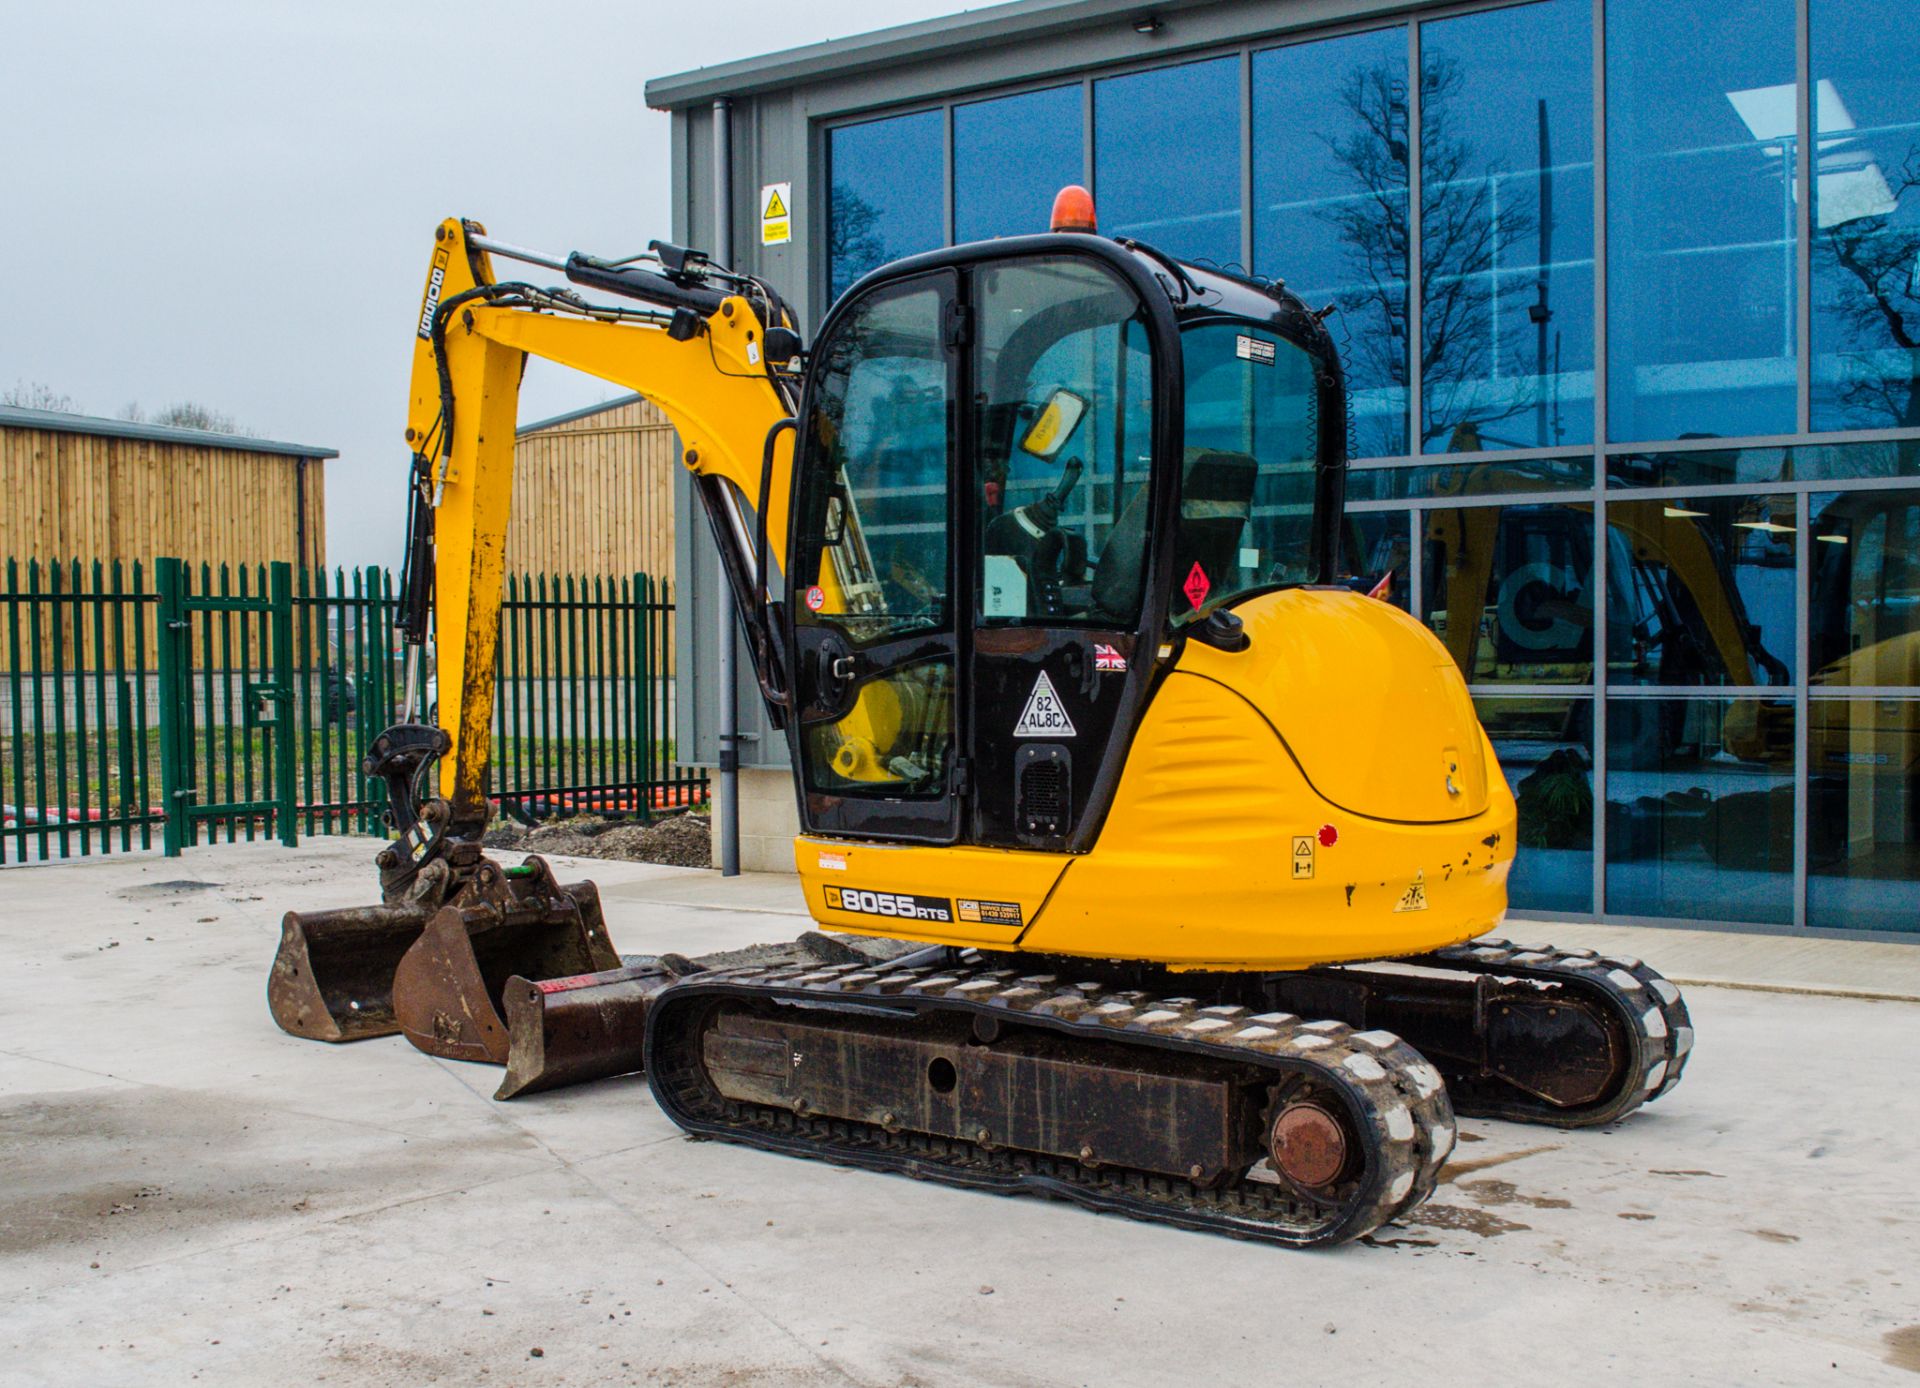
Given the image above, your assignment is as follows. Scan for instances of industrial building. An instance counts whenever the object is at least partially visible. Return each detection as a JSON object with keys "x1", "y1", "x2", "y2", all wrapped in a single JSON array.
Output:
[
  {"x1": 647, "y1": 0, "x2": 1920, "y2": 936},
  {"x1": 0, "y1": 404, "x2": 332, "y2": 572}
]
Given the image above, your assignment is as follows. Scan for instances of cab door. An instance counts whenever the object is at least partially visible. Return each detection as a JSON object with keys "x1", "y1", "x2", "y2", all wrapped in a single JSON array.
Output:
[
  {"x1": 966, "y1": 256, "x2": 1159, "y2": 850},
  {"x1": 787, "y1": 271, "x2": 964, "y2": 843},
  {"x1": 787, "y1": 254, "x2": 1167, "y2": 853}
]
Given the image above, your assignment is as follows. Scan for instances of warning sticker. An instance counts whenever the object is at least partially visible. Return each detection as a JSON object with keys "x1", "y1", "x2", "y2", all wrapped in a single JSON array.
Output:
[
  {"x1": 1183, "y1": 562, "x2": 1212, "y2": 609},
  {"x1": 957, "y1": 898, "x2": 1024, "y2": 927},
  {"x1": 1292, "y1": 835, "x2": 1315, "y2": 880},
  {"x1": 1235, "y1": 334, "x2": 1277, "y2": 366},
  {"x1": 760, "y1": 182, "x2": 792, "y2": 245},
  {"x1": 1014, "y1": 670, "x2": 1076, "y2": 737},
  {"x1": 1393, "y1": 874, "x2": 1429, "y2": 912},
  {"x1": 816, "y1": 851, "x2": 847, "y2": 872},
  {"x1": 804, "y1": 585, "x2": 825, "y2": 611}
]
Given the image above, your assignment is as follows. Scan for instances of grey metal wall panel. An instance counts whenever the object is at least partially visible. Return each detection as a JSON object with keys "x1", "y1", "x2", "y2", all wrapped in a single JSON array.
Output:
[{"x1": 651, "y1": 0, "x2": 1429, "y2": 117}]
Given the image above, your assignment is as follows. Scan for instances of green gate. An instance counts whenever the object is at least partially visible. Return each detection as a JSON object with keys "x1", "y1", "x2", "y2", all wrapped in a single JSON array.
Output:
[
  {"x1": 4, "y1": 557, "x2": 701, "y2": 863},
  {"x1": 155, "y1": 558, "x2": 297, "y2": 852}
]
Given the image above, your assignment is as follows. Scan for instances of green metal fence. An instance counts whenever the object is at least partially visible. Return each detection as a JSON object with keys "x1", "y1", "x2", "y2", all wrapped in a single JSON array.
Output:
[{"x1": 2, "y1": 557, "x2": 702, "y2": 863}]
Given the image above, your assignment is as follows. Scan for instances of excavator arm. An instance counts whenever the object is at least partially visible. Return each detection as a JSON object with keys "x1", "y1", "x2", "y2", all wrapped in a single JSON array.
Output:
[
  {"x1": 270, "y1": 218, "x2": 808, "y2": 1060},
  {"x1": 399, "y1": 218, "x2": 800, "y2": 829}
]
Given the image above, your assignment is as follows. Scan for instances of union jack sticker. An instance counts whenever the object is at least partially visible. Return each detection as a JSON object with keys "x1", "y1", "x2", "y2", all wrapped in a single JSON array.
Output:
[{"x1": 1093, "y1": 642, "x2": 1127, "y2": 672}]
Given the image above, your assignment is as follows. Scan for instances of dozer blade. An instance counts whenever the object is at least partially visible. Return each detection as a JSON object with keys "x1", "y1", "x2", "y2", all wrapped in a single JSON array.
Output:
[
  {"x1": 268, "y1": 903, "x2": 430, "y2": 1042},
  {"x1": 392, "y1": 861, "x2": 619, "y2": 1064},
  {"x1": 493, "y1": 960, "x2": 686, "y2": 1100}
]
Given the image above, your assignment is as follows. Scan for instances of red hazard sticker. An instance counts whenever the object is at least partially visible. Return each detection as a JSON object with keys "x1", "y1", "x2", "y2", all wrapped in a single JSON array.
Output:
[
  {"x1": 805, "y1": 585, "x2": 825, "y2": 611},
  {"x1": 1183, "y1": 562, "x2": 1211, "y2": 609},
  {"x1": 536, "y1": 974, "x2": 598, "y2": 994}
]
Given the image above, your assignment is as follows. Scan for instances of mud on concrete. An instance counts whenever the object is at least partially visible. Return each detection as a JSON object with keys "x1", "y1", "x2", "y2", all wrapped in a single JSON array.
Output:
[{"x1": 484, "y1": 812, "x2": 712, "y2": 869}]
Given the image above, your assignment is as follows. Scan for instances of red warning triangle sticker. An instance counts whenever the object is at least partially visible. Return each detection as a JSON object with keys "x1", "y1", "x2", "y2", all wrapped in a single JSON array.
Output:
[{"x1": 1183, "y1": 562, "x2": 1211, "y2": 608}]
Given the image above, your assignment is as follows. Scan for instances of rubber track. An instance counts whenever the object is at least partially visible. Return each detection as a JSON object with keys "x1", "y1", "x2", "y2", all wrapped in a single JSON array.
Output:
[
  {"x1": 1406, "y1": 937, "x2": 1694, "y2": 1127},
  {"x1": 646, "y1": 957, "x2": 1458, "y2": 1248}
]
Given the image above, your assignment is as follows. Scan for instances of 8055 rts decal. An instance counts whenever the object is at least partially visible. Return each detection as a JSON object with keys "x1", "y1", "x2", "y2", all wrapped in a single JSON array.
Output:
[{"x1": 822, "y1": 886, "x2": 954, "y2": 923}]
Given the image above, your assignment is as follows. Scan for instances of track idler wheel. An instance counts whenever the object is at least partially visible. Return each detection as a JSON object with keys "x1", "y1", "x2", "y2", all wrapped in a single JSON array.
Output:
[
  {"x1": 392, "y1": 856, "x2": 619, "y2": 1064},
  {"x1": 1267, "y1": 1083, "x2": 1362, "y2": 1205}
]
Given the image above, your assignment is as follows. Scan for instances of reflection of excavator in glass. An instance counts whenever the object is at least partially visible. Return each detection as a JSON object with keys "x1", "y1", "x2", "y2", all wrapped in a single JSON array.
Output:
[
  {"x1": 268, "y1": 193, "x2": 1691, "y2": 1247},
  {"x1": 1428, "y1": 479, "x2": 1920, "y2": 774}
]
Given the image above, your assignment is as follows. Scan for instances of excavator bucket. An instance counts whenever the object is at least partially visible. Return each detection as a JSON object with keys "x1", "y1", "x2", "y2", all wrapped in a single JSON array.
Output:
[
  {"x1": 392, "y1": 857, "x2": 620, "y2": 1064},
  {"x1": 268, "y1": 903, "x2": 429, "y2": 1042},
  {"x1": 493, "y1": 960, "x2": 686, "y2": 1100}
]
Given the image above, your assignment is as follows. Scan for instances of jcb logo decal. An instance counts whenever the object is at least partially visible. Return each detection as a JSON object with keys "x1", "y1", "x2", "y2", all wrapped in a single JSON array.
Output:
[{"x1": 823, "y1": 885, "x2": 953, "y2": 922}]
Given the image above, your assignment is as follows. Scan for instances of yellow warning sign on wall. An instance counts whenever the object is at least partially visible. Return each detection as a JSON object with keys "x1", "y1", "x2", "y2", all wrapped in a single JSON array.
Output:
[
  {"x1": 760, "y1": 182, "x2": 791, "y2": 246},
  {"x1": 1291, "y1": 835, "x2": 1314, "y2": 880}
]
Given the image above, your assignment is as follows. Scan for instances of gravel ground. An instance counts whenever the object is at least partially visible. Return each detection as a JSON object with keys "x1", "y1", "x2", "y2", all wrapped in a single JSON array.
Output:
[{"x1": 483, "y1": 811, "x2": 712, "y2": 868}]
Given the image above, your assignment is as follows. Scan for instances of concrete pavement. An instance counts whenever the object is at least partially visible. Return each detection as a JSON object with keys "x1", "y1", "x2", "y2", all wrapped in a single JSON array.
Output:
[{"x1": 3, "y1": 836, "x2": 1918, "y2": 1386}]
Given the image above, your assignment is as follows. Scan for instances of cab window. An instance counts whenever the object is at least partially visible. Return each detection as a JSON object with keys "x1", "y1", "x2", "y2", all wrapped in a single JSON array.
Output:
[
  {"x1": 1175, "y1": 322, "x2": 1322, "y2": 619},
  {"x1": 972, "y1": 258, "x2": 1154, "y2": 626}
]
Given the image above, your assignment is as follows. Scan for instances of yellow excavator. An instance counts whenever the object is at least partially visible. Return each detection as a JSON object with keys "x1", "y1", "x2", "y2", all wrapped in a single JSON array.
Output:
[{"x1": 268, "y1": 192, "x2": 1691, "y2": 1247}]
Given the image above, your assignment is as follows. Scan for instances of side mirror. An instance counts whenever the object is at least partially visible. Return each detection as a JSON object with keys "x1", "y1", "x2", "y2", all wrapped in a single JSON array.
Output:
[{"x1": 1018, "y1": 388, "x2": 1089, "y2": 460}]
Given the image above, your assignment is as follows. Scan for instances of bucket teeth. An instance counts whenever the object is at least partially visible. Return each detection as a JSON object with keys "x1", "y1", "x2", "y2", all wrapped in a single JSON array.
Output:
[{"x1": 268, "y1": 904, "x2": 430, "y2": 1042}]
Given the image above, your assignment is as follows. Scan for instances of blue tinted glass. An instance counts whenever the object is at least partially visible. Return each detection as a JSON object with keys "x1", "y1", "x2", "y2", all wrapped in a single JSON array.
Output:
[
  {"x1": 1345, "y1": 509, "x2": 1412, "y2": 611},
  {"x1": 1094, "y1": 58, "x2": 1241, "y2": 267},
  {"x1": 955, "y1": 86, "x2": 1084, "y2": 243},
  {"x1": 1811, "y1": 0, "x2": 1920, "y2": 431},
  {"x1": 1606, "y1": 496, "x2": 1798, "y2": 685},
  {"x1": 1254, "y1": 28, "x2": 1409, "y2": 459},
  {"x1": 1809, "y1": 488, "x2": 1920, "y2": 685},
  {"x1": 1808, "y1": 698, "x2": 1920, "y2": 931},
  {"x1": 1423, "y1": 502, "x2": 1596, "y2": 684},
  {"x1": 1478, "y1": 696, "x2": 1594, "y2": 913},
  {"x1": 1605, "y1": 697, "x2": 1795, "y2": 923},
  {"x1": 1421, "y1": 0, "x2": 1594, "y2": 453},
  {"x1": 1606, "y1": 0, "x2": 1797, "y2": 442},
  {"x1": 828, "y1": 111, "x2": 945, "y2": 302}
]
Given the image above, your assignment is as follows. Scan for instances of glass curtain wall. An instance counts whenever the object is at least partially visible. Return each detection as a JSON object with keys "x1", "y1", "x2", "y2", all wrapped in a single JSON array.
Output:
[
  {"x1": 818, "y1": 0, "x2": 1920, "y2": 933},
  {"x1": 1092, "y1": 57, "x2": 1242, "y2": 265},
  {"x1": 954, "y1": 86, "x2": 1084, "y2": 244},
  {"x1": 1419, "y1": 0, "x2": 1594, "y2": 453},
  {"x1": 1252, "y1": 27, "x2": 1410, "y2": 459},
  {"x1": 827, "y1": 111, "x2": 945, "y2": 302},
  {"x1": 1809, "y1": 0, "x2": 1920, "y2": 431},
  {"x1": 1605, "y1": 0, "x2": 1798, "y2": 442}
]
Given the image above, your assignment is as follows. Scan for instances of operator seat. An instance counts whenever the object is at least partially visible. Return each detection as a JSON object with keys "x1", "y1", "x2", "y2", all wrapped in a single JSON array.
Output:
[{"x1": 1092, "y1": 449, "x2": 1258, "y2": 620}]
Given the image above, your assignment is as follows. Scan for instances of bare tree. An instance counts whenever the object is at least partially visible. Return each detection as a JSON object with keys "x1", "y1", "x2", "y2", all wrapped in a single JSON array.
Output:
[
  {"x1": 2, "y1": 380, "x2": 80, "y2": 413},
  {"x1": 1815, "y1": 149, "x2": 1920, "y2": 431},
  {"x1": 829, "y1": 185, "x2": 888, "y2": 295},
  {"x1": 118, "y1": 400, "x2": 255, "y2": 435},
  {"x1": 1319, "y1": 56, "x2": 1542, "y2": 452}
]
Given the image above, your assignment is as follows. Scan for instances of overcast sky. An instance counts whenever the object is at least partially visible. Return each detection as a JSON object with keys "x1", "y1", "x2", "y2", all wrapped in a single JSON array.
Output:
[{"x1": 0, "y1": 0, "x2": 978, "y2": 570}]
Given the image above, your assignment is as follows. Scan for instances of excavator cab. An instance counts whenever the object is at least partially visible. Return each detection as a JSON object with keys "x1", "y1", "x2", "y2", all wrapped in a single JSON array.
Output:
[{"x1": 784, "y1": 237, "x2": 1346, "y2": 853}]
